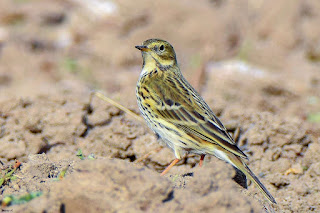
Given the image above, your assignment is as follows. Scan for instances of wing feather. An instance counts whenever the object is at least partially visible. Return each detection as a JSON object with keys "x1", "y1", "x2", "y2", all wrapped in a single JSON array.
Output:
[{"x1": 144, "y1": 69, "x2": 248, "y2": 159}]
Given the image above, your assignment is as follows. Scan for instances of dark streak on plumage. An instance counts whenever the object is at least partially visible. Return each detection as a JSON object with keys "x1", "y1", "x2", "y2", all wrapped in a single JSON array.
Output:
[
  {"x1": 186, "y1": 139, "x2": 199, "y2": 147},
  {"x1": 156, "y1": 109, "x2": 167, "y2": 118},
  {"x1": 139, "y1": 91, "x2": 146, "y2": 99},
  {"x1": 149, "y1": 70, "x2": 154, "y2": 78},
  {"x1": 174, "y1": 110, "x2": 188, "y2": 121},
  {"x1": 176, "y1": 79, "x2": 190, "y2": 96},
  {"x1": 179, "y1": 140, "x2": 187, "y2": 146},
  {"x1": 157, "y1": 62, "x2": 172, "y2": 71},
  {"x1": 167, "y1": 77, "x2": 177, "y2": 89},
  {"x1": 179, "y1": 107, "x2": 197, "y2": 123},
  {"x1": 199, "y1": 124, "x2": 246, "y2": 157},
  {"x1": 143, "y1": 86, "x2": 150, "y2": 93},
  {"x1": 163, "y1": 126, "x2": 182, "y2": 137},
  {"x1": 191, "y1": 110, "x2": 205, "y2": 120},
  {"x1": 185, "y1": 134, "x2": 201, "y2": 147},
  {"x1": 213, "y1": 116, "x2": 225, "y2": 128},
  {"x1": 167, "y1": 109, "x2": 181, "y2": 121}
]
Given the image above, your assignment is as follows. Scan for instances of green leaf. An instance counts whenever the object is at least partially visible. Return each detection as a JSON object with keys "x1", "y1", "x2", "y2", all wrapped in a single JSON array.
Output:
[{"x1": 76, "y1": 149, "x2": 85, "y2": 160}]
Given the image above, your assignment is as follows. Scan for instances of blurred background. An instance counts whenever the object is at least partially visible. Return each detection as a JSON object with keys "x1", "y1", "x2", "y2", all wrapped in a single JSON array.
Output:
[
  {"x1": 1, "y1": 0, "x2": 320, "y2": 122},
  {"x1": 0, "y1": 0, "x2": 319, "y2": 119},
  {"x1": 0, "y1": 0, "x2": 319, "y2": 99},
  {"x1": 0, "y1": 0, "x2": 320, "y2": 212}
]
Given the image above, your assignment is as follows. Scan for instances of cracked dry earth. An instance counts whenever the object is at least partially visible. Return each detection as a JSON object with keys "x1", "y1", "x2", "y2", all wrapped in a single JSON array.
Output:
[{"x1": 1, "y1": 0, "x2": 320, "y2": 212}]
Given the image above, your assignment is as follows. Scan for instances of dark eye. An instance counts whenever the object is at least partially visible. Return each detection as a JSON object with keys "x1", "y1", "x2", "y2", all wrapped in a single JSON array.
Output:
[{"x1": 159, "y1": 45, "x2": 165, "y2": 51}]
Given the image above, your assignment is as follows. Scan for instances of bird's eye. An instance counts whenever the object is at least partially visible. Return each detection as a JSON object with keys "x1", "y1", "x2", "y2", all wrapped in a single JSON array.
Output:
[{"x1": 159, "y1": 45, "x2": 165, "y2": 52}]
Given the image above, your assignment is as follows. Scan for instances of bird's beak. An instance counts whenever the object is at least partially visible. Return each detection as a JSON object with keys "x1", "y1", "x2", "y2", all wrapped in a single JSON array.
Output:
[{"x1": 135, "y1": 45, "x2": 150, "y2": 52}]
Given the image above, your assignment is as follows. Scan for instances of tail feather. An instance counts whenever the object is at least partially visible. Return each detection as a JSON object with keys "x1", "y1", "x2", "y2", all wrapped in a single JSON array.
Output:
[
  {"x1": 243, "y1": 163, "x2": 277, "y2": 204},
  {"x1": 229, "y1": 155, "x2": 277, "y2": 204}
]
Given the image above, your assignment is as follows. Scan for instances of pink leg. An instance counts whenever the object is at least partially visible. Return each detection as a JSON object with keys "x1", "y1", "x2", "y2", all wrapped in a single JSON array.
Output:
[
  {"x1": 199, "y1": 154, "x2": 205, "y2": 167},
  {"x1": 160, "y1": 159, "x2": 180, "y2": 176}
]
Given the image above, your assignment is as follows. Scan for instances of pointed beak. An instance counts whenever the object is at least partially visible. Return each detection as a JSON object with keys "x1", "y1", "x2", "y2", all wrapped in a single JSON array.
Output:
[{"x1": 135, "y1": 45, "x2": 150, "y2": 52}]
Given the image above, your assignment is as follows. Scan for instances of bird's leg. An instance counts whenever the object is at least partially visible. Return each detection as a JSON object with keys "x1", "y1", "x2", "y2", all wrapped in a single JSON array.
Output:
[
  {"x1": 199, "y1": 154, "x2": 205, "y2": 167},
  {"x1": 160, "y1": 159, "x2": 180, "y2": 176}
]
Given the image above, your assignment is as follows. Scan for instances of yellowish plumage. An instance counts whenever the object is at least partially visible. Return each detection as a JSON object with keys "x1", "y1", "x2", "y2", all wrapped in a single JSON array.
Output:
[{"x1": 135, "y1": 38, "x2": 276, "y2": 204}]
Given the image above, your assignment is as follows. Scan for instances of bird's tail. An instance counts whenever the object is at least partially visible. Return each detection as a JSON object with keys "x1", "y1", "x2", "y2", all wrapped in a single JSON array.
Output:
[{"x1": 228, "y1": 154, "x2": 277, "y2": 204}]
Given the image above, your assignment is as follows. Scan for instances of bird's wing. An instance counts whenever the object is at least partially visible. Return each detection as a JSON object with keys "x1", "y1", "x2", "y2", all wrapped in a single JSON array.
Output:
[{"x1": 143, "y1": 72, "x2": 247, "y2": 159}]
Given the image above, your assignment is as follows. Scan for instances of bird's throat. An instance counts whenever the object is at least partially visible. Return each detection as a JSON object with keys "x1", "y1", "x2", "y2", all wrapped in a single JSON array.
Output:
[{"x1": 142, "y1": 53, "x2": 174, "y2": 73}]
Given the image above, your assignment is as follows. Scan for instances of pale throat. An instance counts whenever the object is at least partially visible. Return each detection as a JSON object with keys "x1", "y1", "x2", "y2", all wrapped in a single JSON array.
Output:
[
  {"x1": 140, "y1": 53, "x2": 174, "y2": 76},
  {"x1": 140, "y1": 54, "x2": 157, "y2": 76}
]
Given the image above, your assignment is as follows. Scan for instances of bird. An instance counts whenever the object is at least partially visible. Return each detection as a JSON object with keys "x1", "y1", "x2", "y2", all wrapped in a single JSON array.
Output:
[{"x1": 135, "y1": 38, "x2": 276, "y2": 204}]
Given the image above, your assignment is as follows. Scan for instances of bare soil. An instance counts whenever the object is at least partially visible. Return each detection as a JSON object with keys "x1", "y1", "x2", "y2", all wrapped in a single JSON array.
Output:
[{"x1": 0, "y1": 0, "x2": 320, "y2": 212}]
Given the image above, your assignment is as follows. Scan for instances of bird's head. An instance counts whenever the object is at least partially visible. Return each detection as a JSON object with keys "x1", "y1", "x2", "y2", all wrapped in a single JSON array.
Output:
[{"x1": 135, "y1": 39, "x2": 177, "y2": 70}]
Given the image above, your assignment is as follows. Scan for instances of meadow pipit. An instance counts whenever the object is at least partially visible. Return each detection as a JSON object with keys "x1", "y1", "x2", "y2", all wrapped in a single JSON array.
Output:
[{"x1": 135, "y1": 39, "x2": 276, "y2": 204}]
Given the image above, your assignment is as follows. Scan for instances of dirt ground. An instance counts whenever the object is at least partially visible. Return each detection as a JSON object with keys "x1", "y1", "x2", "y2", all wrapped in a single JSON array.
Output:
[{"x1": 0, "y1": 0, "x2": 320, "y2": 212}]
